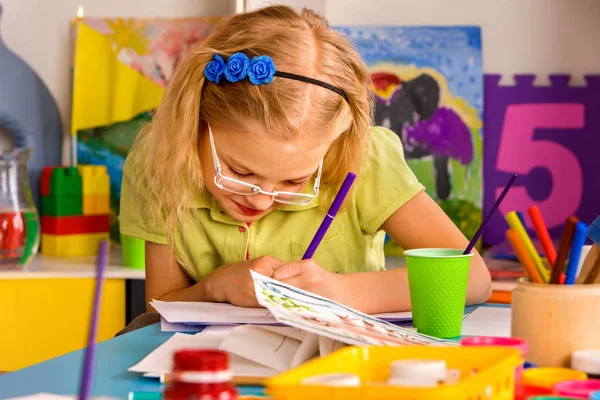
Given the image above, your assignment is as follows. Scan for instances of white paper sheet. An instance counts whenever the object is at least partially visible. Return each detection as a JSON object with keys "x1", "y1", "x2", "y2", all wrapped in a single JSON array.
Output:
[
  {"x1": 219, "y1": 325, "x2": 306, "y2": 371},
  {"x1": 129, "y1": 326, "x2": 278, "y2": 378},
  {"x1": 461, "y1": 307, "x2": 512, "y2": 337},
  {"x1": 290, "y1": 333, "x2": 319, "y2": 368},
  {"x1": 250, "y1": 270, "x2": 458, "y2": 347},
  {"x1": 129, "y1": 332, "x2": 219, "y2": 374},
  {"x1": 318, "y1": 336, "x2": 348, "y2": 357},
  {"x1": 151, "y1": 300, "x2": 280, "y2": 325}
]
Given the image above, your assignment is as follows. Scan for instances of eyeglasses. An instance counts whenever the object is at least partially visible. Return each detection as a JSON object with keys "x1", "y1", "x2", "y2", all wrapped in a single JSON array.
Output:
[{"x1": 208, "y1": 123, "x2": 322, "y2": 205}]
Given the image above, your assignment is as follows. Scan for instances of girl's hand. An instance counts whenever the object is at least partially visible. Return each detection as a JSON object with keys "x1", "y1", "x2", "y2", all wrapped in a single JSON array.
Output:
[
  {"x1": 272, "y1": 260, "x2": 348, "y2": 304},
  {"x1": 206, "y1": 256, "x2": 285, "y2": 307}
]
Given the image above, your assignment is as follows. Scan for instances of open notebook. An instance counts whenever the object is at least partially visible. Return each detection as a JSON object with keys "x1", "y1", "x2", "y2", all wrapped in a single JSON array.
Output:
[{"x1": 130, "y1": 271, "x2": 458, "y2": 380}]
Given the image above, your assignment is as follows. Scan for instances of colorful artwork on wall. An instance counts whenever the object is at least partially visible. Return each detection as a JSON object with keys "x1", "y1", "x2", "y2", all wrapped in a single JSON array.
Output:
[
  {"x1": 334, "y1": 26, "x2": 484, "y2": 253},
  {"x1": 72, "y1": 17, "x2": 220, "y2": 241}
]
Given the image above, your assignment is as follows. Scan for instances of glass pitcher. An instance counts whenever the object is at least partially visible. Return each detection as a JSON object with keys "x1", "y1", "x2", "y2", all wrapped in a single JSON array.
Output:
[{"x1": 0, "y1": 148, "x2": 39, "y2": 267}]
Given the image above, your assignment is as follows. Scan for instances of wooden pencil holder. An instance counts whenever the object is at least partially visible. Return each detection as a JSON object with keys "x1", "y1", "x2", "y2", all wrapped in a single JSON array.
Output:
[{"x1": 512, "y1": 278, "x2": 600, "y2": 367}]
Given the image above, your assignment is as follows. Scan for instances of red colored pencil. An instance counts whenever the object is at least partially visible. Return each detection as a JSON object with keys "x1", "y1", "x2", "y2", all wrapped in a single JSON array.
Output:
[
  {"x1": 550, "y1": 216, "x2": 579, "y2": 284},
  {"x1": 528, "y1": 205, "x2": 557, "y2": 266}
]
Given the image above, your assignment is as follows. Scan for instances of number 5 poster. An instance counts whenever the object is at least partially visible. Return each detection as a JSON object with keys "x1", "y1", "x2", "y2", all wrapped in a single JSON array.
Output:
[{"x1": 483, "y1": 74, "x2": 600, "y2": 246}]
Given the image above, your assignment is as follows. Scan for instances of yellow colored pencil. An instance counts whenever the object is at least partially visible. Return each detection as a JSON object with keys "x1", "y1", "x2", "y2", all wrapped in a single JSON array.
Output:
[
  {"x1": 506, "y1": 229, "x2": 544, "y2": 284},
  {"x1": 505, "y1": 211, "x2": 550, "y2": 283}
]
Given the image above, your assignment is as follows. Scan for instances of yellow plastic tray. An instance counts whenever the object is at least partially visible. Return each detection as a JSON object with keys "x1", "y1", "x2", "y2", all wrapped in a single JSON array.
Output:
[{"x1": 265, "y1": 346, "x2": 522, "y2": 400}]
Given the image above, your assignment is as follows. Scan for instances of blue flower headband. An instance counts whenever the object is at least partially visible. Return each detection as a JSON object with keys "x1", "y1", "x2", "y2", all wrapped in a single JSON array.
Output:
[{"x1": 204, "y1": 52, "x2": 350, "y2": 104}]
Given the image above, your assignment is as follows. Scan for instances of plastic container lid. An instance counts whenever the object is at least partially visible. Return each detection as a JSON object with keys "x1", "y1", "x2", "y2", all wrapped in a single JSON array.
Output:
[
  {"x1": 460, "y1": 336, "x2": 529, "y2": 356},
  {"x1": 513, "y1": 382, "x2": 553, "y2": 400},
  {"x1": 173, "y1": 349, "x2": 229, "y2": 372},
  {"x1": 387, "y1": 376, "x2": 439, "y2": 387},
  {"x1": 553, "y1": 379, "x2": 600, "y2": 398},
  {"x1": 521, "y1": 367, "x2": 588, "y2": 389},
  {"x1": 300, "y1": 373, "x2": 361, "y2": 387},
  {"x1": 389, "y1": 359, "x2": 447, "y2": 381},
  {"x1": 571, "y1": 349, "x2": 600, "y2": 375}
]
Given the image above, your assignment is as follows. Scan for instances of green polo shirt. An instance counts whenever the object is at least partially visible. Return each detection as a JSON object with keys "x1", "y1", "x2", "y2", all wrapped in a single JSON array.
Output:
[{"x1": 120, "y1": 126, "x2": 424, "y2": 281}]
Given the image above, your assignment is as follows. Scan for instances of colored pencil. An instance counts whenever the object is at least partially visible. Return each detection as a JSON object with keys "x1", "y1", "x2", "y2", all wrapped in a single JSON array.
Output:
[
  {"x1": 550, "y1": 216, "x2": 579, "y2": 284},
  {"x1": 79, "y1": 240, "x2": 109, "y2": 400},
  {"x1": 516, "y1": 211, "x2": 526, "y2": 228},
  {"x1": 528, "y1": 205, "x2": 557, "y2": 266},
  {"x1": 583, "y1": 251, "x2": 600, "y2": 284},
  {"x1": 463, "y1": 173, "x2": 517, "y2": 255},
  {"x1": 564, "y1": 222, "x2": 588, "y2": 284},
  {"x1": 488, "y1": 290, "x2": 512, "y2": 304},
  {"x1": 506, "y1": 229, "x2": 544, "y2": 284},
  {"x1": 303, "y1": 172, "x2": 356, "y2": 260},
  {"x1": 505, "y1": 211, "x2": 549, "y2": 283}
]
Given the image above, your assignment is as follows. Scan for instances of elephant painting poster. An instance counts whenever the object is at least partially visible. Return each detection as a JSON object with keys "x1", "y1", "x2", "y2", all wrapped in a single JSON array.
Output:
[{"x1": 334, "y1": 26, "x2": 484, "y2": 252}]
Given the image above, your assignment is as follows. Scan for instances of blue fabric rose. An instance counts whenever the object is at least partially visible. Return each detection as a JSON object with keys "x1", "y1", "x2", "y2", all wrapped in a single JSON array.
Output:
[
  {"x1": 248, "y1": 55, "x2": 276, "y2": 85},
  {"x1": 204, "y1": 54, "x2": 225, "y2": 84},
  {"x1": 224, "y1": 52, "x2": 249, "y2": 83}
]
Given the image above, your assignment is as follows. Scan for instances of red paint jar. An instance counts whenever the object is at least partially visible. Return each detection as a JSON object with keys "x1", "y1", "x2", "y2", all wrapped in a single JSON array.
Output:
[{"x1": 163, "y1": 349, "x2": 238, "y2": 400}]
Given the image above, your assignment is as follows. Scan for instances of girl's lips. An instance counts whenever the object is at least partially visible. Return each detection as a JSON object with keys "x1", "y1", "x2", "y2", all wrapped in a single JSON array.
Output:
[{"x1": 233, "y1": 201, "x2": 263, "y2": 216}]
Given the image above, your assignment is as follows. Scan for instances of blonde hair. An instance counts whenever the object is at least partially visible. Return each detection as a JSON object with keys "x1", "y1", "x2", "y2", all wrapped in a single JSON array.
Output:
[{"x1": 131, "y1": 5, "x2": 372, "y2": 248}]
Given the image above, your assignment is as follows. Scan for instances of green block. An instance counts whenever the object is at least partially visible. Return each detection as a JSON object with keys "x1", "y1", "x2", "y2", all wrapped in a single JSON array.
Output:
[
  {"x1": 42, "y1": 195, "x2": 83, "y2": 216},
  {"x1": 50, "y1": 167, "x2": 82, "y2": 196}
]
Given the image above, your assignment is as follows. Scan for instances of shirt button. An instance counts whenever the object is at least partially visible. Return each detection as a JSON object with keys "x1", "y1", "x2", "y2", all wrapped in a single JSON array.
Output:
[{"x1": 239, "y1": 226, "x2": 246, "y2": 233}]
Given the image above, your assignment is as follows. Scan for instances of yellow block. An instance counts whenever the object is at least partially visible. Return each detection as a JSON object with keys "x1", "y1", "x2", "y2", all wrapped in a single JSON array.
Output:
[
  {"x1": 0, "y1": 278, "x2": 125, "y2": 371},
  {"x1": 42, "y1": 233, "x2": 109, "y2": 257},
  {"x1": 78, "y1": 165, "x2": 110, "y2": 195},
  {"x1": 83, "y1": 194, "x2": 110, "y2": 215},
  {"x1": 71, "y1": 23, "x2": 164, "y2": 134}
]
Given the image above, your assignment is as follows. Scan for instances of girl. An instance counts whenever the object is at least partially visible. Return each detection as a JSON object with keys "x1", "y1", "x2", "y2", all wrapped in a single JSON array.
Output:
[{"x1": 120, "y1": 5, "x2": 491, "y2": 314}]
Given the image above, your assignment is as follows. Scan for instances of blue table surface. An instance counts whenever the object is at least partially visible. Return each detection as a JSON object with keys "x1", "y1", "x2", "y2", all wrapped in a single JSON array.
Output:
[{"x1": 0, "y1": 304, "x2": 506, "y2": 399}]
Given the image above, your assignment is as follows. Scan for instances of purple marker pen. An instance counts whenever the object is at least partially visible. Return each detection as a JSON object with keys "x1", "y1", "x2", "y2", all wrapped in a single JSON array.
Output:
[
  {"x1": 302, "y1": 172, "x2": 356, "y2": 260},
  {"x1": 79, "y1": 240, "x2": 109, "y2": 400}
]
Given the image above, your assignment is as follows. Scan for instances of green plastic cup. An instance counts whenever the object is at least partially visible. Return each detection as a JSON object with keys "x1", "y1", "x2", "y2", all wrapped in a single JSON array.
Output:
[
  {"x1": 121, "y1": 234, "x2": 145, "y2": 269},
  {"x1": 404, "y1": 248, "x2": 472, "y2": 338}
]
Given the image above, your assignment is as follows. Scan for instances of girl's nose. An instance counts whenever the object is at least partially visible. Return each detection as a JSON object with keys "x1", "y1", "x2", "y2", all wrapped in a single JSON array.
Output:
[{"x1": 245, "y1": 193, "x2": 275, "y2": 211}]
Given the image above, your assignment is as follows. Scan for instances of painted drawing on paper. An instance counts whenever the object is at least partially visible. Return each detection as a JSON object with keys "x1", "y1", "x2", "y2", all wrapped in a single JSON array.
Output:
[
  {"x1": 73, "y1": 17, "x2": 219, "y2": 241},
  {"x1": 334, "y1": 26, "x2": 483, "y2": 251}
]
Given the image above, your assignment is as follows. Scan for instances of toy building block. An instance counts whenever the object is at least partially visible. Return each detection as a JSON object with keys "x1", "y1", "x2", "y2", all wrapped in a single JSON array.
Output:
[
  {"x1": 82, "y1": 194, "x2": 110, "y2": 215},
  {"x1": 40, "y1": 166, "x2": 54, "y2": 197},
  {"x1": 78, "y1": 165, "x2": 110, "y2": 195},
  {"x1": 49, "y1": 167, "x2": 82, "y2": 196},
  {"x1": 41, "y1": 167, "x2": 83, "y2": 216},
  {"x1": 41, "y1": 215, "x2": 109, "y2": 235},
  {"x1": 41, "y1": 232, "x2": 109, "y2": 257},
  {"x1": 42, "y1": 195, "x2": 82, "y2": 216}
]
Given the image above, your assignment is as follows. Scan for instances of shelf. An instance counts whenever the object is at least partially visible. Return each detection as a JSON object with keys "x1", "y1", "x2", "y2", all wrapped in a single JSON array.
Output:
[{"x1": 0, "y1": 246, "x2": 145, "y2": 280}]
